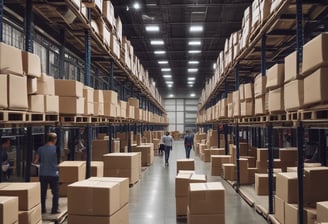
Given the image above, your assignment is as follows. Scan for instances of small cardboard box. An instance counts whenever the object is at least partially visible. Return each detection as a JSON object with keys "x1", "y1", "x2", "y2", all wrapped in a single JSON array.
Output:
[
  {"x1": 8, "y1": 74, "x2": 28, "y2": 110},
  {"x1": 27, "y1": 77, "x2": 37, "y2": 94},
  {"x1": 284, "y1": 79, "x2": 304, "y2": 111},
  {"x1": 176, "y1": 159, "x2": 195, "y2": 173},
  {"x1": 304, "y1": 67, "x2": 328, "y2": 106},
  {"x1": 55, "y1": 80, "x2": 84, "y2": 97},
  {"x1": 59, "y1": 161, "x2": 86, "y2": 183},
  {"x1": 28, "y1": 95, "x2": 44, "y2": 113},
  {"x1": 284, "y1": 51, "x2": 298, "y2": 83},
  {"x1": 0, "y1": 42, "x2": 23, "y2": 75},
  {"x1": 22, "y1": 51, "x2": 41, "y2": 78},
  {"x1": 266, "y1": 63, "x2": 284, "y2": 89},
  {"x1": 37, "y1": 73, "x2": 55, "y2": 95},
  {"x1": 255, "y1": 173, "x2": 275, "y2": 195},
  {"x1": 0, "y1": 196, "x2": 18, "y2": 224},
  {"x1": 317, "y1": 201, "x2": 328, "y2": 222},
  {"x1": 18, "y1": 203, "x2": 42, "y2": 224},
  {"x1": 223, "y1": 163, "x2": 236, "y2": 181},
  {"x1": 58, "y1": 97, "x2": 84, "y2": 114}
]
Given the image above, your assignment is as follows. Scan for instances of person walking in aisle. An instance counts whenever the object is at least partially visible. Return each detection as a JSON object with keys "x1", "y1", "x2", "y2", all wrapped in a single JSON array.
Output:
[
  {"x1": 161, "y1": 132, "x2": 173, "y2": 166},
  {"x1": 184, "y1": 130, "x2": 194, "y2": 159},
  {"x1": 33, "y1": 133, "x2": 61, "y2": 214},
  {"x1": 1, "y1": 138, "x2": 11, "y2": 181}
]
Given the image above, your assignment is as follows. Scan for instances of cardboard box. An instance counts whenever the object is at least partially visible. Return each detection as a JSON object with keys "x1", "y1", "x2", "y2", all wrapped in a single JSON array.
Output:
[
  {"x1": 22, "y1": 51, "x2": 41, "y2": 78},
  {"x1": 176, "y1": 159, "x2": 195, "y2": 173},
  {"x1": 255, "y1": 173, "x2": 275, "y2": 195},
  {"x1": 83, "y1": 86, "x2": 94, "y2": 103},
  {"x1": 274, "y1": 195, "x2": 285, "y2": 224},
  {"x1": 284, "y1": 51, "x2": 298, "y2": 83},
  {"x1": 302, "y1": 33, "x2": 328, "y2": 75},
  {"x1": 104, "y1": 103, "x2": 116, "y2": 117},
  {"x1": 103, "y1": 152, "x2": 141, "y2": 170},
  {"x1": 257, "y1": 148, "x2": 268, "y2": 162},
  {"x1": 91, "y1": 161, "x2": 104, "y2": 177},
  {"x1": 276, "y1": 172, "x2": 297, "y2": 203},
  {"x1": 284, "y1": 79, "x2": 304, "y2": 111},
  {"x1": 266, "y1": 63, "x2": 284, "y2": 90},
  {"x1": 0, "y1": 75, "x2": 7, "y2": 109},
  {"x1": 0, "y1": 42, "x2": 23, "y2": 75},
  {"x1": 93, "y1": 102, "x2": 104, "y2": 116},
  {"x1": 44, "y1": 95, "x2": 59, "y2": 113},
  {"x1": 188, "y1": 182, "x2": 225, "y2": 215},
  {"x1": 317, "y1": 201, "x2": 328, "y2": 222},
  {"x1": 104, "y1": 168, "x2": 139, "y2": 185},
  {"x1": 59, "y1": 96, "x2": 84, "y2": 114},
  {"x1": 27, "y1": 77, "x2": 37, "y2": 94},
  {"x1": 36, "y1": 73, "x2": 55, "y2": 95},
  {"x1": 223, "y1": 163, "x2": 236, "y2": 181},
  {"x1": 134, "y1": 144, "x2": 154, "y2": 166},
  {"x1": 255, "y1": 95, "x2": 266, "y2": 115},
  {"x1": 55, "y1": 80, "x2": 84, "y2": 97},
  {"x1": 187, "y1": 207, "x2": 225, "y2": 224},
  {"x1": 268, "y1": 87, "x2": 284, "y2": 112},
  {"x1": 18, "y1": 203, "x2": 41, "y2": 224},
  {"x1": 176, "y1": 196, "x2": 188, "y2": 216},
  {"x1": 103, "y1": 90, "x2": 118, "y2": 104},
  {"x1": 254, "y1": 74, "x2": 267, "y2": 97},
  {"x1": 304, "y1": 167, "x2": 328, "y2": 203},
  {"x1": 233, "y1": 90, "x2": 240, "y2": 117},
  {"x1": 84, "y1": 101, "x2": 94, "y2": 115},
  {"x1": 284, "y1": 203, "x2": 317, "y2": 224},
  {"x1": 92, "y1": 139, "x2": 109, "y2": 161},
  {"x1": 0, "y1": 183, "x2": 40, "y2": 211},
  {"x1": 8, "y1": 74, "x2": 28, "y2": 110},
  {"x1": 94, "y1": 90, "x2": 104, "y2": 103},
  {"x1": 28, "y1": 95, "x2": 44, "y2": 113},
  {"x1": 279, "y1": 148, "x2": 297, "y2": 162},
  {"x1": 0, "y1": 196, "x2": 18, "y2": 224},
  {"x1": 128, "y1": 97, "x2": 139, "y2": 108},
  {"x1": 175, "y1": 173, "x2": 193, "y2": 197},
  {"x1": 244, "y1": 83, "x2": 254, "y2": 100},
  {"x1": 59, "y1": 161, "x2": 86, "y2": 183},
  {"x1": 68, "y1": 204, "x2": 128, "y2": 224},
  {"x1": 241, "y1": 100, "x2": 254, "y2": 116},
  {"x1": 68, "y1": 180, "x2": 120, "y2": 216},
  {"x1": 304, "y1": 67, "x2": 328, "y2": 106}
]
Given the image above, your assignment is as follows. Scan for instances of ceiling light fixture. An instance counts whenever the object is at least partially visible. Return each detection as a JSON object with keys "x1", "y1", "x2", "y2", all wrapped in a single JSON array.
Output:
[
  {"x1": 189, "y1": 84, "x2": 194, "y2": 87},
  {"x1": 133, "y1": 2, "x2": 141, "y2": 10},
  {"x1": 166, "y1": 81, "x2": 174, "y2": 84},
  {"x1": 188, "y1": 61, "x2": 199, "y2": 64},
  {"x1": 188, "y1": 81, "x2": 195, "y2": 85},
  {"x1": 146, "y1": 25, "x2": 159, "y2": 32},
  {"x1": 161, "y1": 68, "x2": 171, "y2": 72},
  {"x1": 168, "y1": 84, "x2": 173, "y2": 88},
  {"x1": 190, "y1": 93, "x2": 196, "y2": 97},
  {"x1": 190, "y1": 25, "x2": 203, "y2": 32},
  {"x1": 151, "y1": 40, "x2": 164, "y2": 45},
  {"x1": 169, "y1": 94, "x2": 174, "y2": 98},
  {"x1": 154, "y1": 50, "x2": 165, "y2": 54},
  {"x1": 188, "y1": 77, "x2": 196, "y2": 81},
  {"x1": 213, "y1": 63, "x2": 216, "y2": 69},
  {"x1": 158, "y1": 61, "x2": 168, "y2": 64},
  {"x1": 188, "y1": 68, "x2": 198, "y2": 73},
  {"x1": 188, "y1": 41, "x2": 201, "y2": 46},
  {"x1": 163, "y1": 74, "x2": 172, "y2": 78},
  {"x1": 188, "y1": 50, "x2": 201, "y2": 54}
]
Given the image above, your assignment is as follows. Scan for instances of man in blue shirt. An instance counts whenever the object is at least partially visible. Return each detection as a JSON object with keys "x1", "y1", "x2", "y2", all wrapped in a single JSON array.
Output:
[
  {"x1": 161, "y1": 132, "x2": 173, "y2": 166},
  {"x1": 184, "y1": 130, "x2": 194, "y2": 159},
  {"x1": 34, "y1": 133, "x2": 60, "y2": 214}
]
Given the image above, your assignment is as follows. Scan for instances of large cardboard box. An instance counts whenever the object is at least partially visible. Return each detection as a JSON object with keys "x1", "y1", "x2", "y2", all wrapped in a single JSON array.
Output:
[
  {"x1": 18, "y1": 203, "x2": 42, "y2": 224},
  {"x1": 0, "y1": 42, "x2": 23, "y2": 75},
  {"x1": 134, "y1": 144, "x2": 154, "y2": 166},
  {"x1": 28, "y1": 95, "x2": 44, "y2": 113},
  {"x1": 84, "y1": 101, "x2": 94, "y2": 115},
  {"x1": 232, "y1": 90, "x2": 240, "y2": 117},
  {"x1": 104, "y1": 103, "x2": 116, "y2": 117},
  {"x1": 59, "y1": 161, "x2": 86, "y2": 183},
  {"x1": 22, "y1": 51, "x2": 41, "y2": 78},
  {"x1": 276, "y1": 172, "x2": 297, "y2": 203},
  {"x1": 284, "y1": 79, "x2": 304, "y2": 111},
  {"x1": 266, "y1": 63, "x2": 284, "y2": 89},
  {"x1": 175, "y1": 173, "x2": 193, "y2": 197},
  {"x1": 211, "y1": 155, "x2": 231, "y2": 176},
  {"x1": 8, "y1": 74, "x2": 28, "y2": 110},
  {"x1": 94, "y1": 90, "x2": 104, "y2": 103},
  {"x1": 255, "y1": 173, "x2": 275, "y2": 195},
  {"x1": 279, "y1": 148, "x2": 297, "y2": 162},
  {"x1": 92, "y1": 139, "x2": 109, "y2": 161},
  {"x1": 268, "y1": 87, "x2": 284, "y2": 112},
  {"x1": 176, "y1": 159, "x2": 195, "y2": 173},
  {"x1": 44, "y1": 95, "x2": 59, "y2": 113},
  {"x1": 68, "y1": 180, "x2": 120, "y2": 216},
  {"x1": 27, "y1": 77, "x2": 37, "y2": 94},
  {"x1": 223, "y1": 163, "x2": 236, "y2": 181},
  {"x1": 274, "y1": 195, "x2": 285, "y2": 224},
  {"x1": 317, "y1": 201, "x2": 328, "y2": 222},
  {"x1": 0, "y1": 183, "x2": 40, "y2": 211},
  {"x1": 255, "y1": 95, "x2": 266, "y2": 115},
  {"x1": 55, "y1": 80, "x2": 84, "y2": 97},
  {"x1": 284, "y1": 51, "x2": 298, "y2": 83},
  {"x1": 241, "y1": 100, "x2": 254, "y2": 116},
  {"x1": 188, "y1": 182, "x2": 225, "y2": 215},
  {"x1": 284, "y1": 203, "x2": 317, "y2": 224},
  {"x1": 187, "y1": 207, "x2": 225, "y2": 224},
  {"x1": 128, "y1": 97, "x2": 139, "y2": 108},
  {"x1": 59, "y1": 96, "x2": 84, "y2": 114},
  {"x1": 83, "y1": 86, "x2": 94, "y2": 103},
  {"x1": 244, "y1": 83, "x2": 254, "y2": 100},
  {"x1": 103, "y1": 153, "x2": 140, "y2": 170},
  {"x1": 304, "y1": 167, "x2": 328, "y2": 203},
  {"x1": 176, "y1": 196, "x2": 188, "y2": 216},
  {"x1": 254, "y1": 74, "x2": 267, "y2": 97},
  {"x1": 91, "y1": 162, "x2": 104, "y2": 177},
  {"x1": 104, "y1": 168, "x2": 139, "y2": 185},
  {"x1": 0, "y1": 196, "x2": 18, "y2": 224},
  {"x1": 68, "y1": 204, "x2": 128, "y2": 224},
  {"x1": 94, "y1": 102, "x2": 104, "y2": 116},
  {"x1": 304, "y1": 67, "x2": 328, "y2": 106},
  {"x1": 302, "y1": 33, "x2": 328, "y2": 75},
  {"x1": 36, "y1": 73, "x2": 55, "y2": 95},
  {"x1": 0, "y1": 75, "x2": 7, "y2": 109}
]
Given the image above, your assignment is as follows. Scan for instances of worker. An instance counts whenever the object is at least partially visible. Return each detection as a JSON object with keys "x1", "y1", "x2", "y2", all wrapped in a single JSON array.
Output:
[
  {"x1": 161, "y1": 131, "x2": 173, "y2": 166},
  {"x1": 34, "y1": 133, "x2": 61, "y2": 214},
  {"x1": 1, "y1": 138, "x2": 11, "y2": 181},
  {"x1": 184, "y1": 130, "x2": 194, "y2": 159}
]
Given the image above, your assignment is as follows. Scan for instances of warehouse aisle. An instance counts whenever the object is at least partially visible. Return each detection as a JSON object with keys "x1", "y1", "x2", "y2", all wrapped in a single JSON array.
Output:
[{"x1": 129, "y1": 140, "x2": 267, "y2": 224}]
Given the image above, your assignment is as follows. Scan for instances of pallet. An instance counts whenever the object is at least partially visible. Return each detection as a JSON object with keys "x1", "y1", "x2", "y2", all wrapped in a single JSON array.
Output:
[
  {"x1": 286, "y1": 111, "x2": 298, "y2": 121},
  {"x1": 298, "y1": 105, "x2": 328, "y2": 121},
  {"x1": 176, "y1": 215, "x2": 187, "y2": 220},
  {"x1": 60, "y1": 115, "x2": 91, "y2": 123},
  {"x1": 42, "y1": 210, "x2": 67, "y2": 224},
  {"x1": 0, "y1": 110, "x2": 27, "y2": 122}
]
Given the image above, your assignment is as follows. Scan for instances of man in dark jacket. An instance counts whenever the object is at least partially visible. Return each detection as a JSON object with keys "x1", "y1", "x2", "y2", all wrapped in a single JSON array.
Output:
[{"x1": 184, "y1": 130, "x2": 194, "y2": 159}]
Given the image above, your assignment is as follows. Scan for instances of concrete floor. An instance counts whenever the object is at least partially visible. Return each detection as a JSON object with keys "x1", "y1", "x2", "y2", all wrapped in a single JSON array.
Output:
[{"x1": 129, "y1": 140, "x2": 267, "y2": 224}]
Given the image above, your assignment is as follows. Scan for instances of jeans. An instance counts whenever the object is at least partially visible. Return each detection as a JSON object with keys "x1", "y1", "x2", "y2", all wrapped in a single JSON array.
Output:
[
  {"x1": 40, "y1": 176, "x2": 59, "y2": 213},
  {"x1": 185, "y1": 146, "x2": 192, "y2": 159},
  {"x1": 164, "y1": 146, "x2": 171, "y2": 163}
]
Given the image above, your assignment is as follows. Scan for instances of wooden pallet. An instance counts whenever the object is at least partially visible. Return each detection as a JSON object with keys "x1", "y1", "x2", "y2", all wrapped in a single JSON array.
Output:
[
  {"x1": 60, "y1": 115, "x2": 91, "y2": 123},
  {"x1": 298, "y1": 105, "x2": 328, "y2": 121},
  {"x1": 45, "y1": 113, "x2": 59, "y2": 122},
  {"x1": 27, "y1": 112, "x2": 45, "y2": 122},
  {"x1": 286, "y1": 111, "x2": 298, "y2": 121},
  {"x1": 0, "y1": 110, "x2": 28, "y2": 122}
]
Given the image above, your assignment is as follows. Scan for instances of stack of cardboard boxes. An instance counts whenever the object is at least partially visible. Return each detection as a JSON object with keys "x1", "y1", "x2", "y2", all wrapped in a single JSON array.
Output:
[
  {"x1": 103, "y1": 152, "x2": 141, "y2": 185},
  {"x1": 0, "y1": 196, "x2": 19, "y2": 224},
  {"x1": 240, "y1": 83, "x2": 254, "y2": 116},
  {"x1": 128, "y1": 97, "x2": 140, "y2": 120},
  {"x1": 93, "y1": 90, "x2": 104, "y2": 116},
  {"x1": 68, "y1": 177, "x2": 129, "y2": 224},
  {"x1": 0, "y1": 183, "x2": 41, "y2": 224},
  {"x1": 187, "y1": 182, "x2": 225, "y2": 224},
  {"x1": 58, "y1": 161, "x2": 86, "y2": 197},
  {"x1": 103, "y1": 90, "x2": 117, "y2": 117},
  {"x1": 83, "y1": 86, "x2": 94, "y2": 115},
  {"x1": 267, "y1": 63, "x2": 285, "y2": 112},
  {"x1": 211, "y1": 155, "x2": 231, "y2": 176},
  {"x1": 133, "y1": 144, "x2": 154, "y2": 166},
  {"x1": 176, "y1": 159, "x2": 195, "y2": 173},
  {"x1": 254, "y1": 73, "x2": 268, "y2": 115},
  {"x1": 175, "y1": 172, "x2": 206, "y2": 216}
]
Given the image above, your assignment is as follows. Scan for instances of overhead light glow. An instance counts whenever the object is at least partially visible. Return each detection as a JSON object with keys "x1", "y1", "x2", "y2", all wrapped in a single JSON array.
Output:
[
  {"x1": 188, "y1": 41, "x2": 201, "y2": 46},
  {"x1": 133, "y1": 2, "x2": 141, "y2": 10},
  {"x1": 166, "y1": 81, "x2": 174, "y2": 84},
  {"x1": 152, "y1": 81, "x2": 156, "y2": 86},
  {"x1": 161, "y1": 68, "x2": 171, "y2": 72},
  {"x1": 190, "y1": 25, "x2": 203, "y2": 32},
  {"x1": 154, "y1": 50, "x2": 165, "y2": 54},
  {"x1": 188, "y1": 77, "x2": 196, "y2": 81},
  {"x1": 146, "y1": 25, "x2": 159, "y2": 32},
  {"x1": 158, "y1": 61, "x2": 168, "y2": 64},
  {"x1": 188, "y1": 68, "x2": 198, "y2": 73},
  {"x1": 190, "y1": 93, "x2": 196, "y2": 97},
  {"x1": 168, "y1": 84, "x2": 173, "y2": 88},
  {"x1": 169, "y1": 94, "x2": 174, "y2": 98},
  {"x1": 188, "y1": 61, "x2": 199, "y2": 64},
  {"x1": 213, "y1": 63, "x2": 216, "y2": 69},
  {"x1": 188, "y1": 81, "x2": 195, "y2": 85},
  {"x1": 188, "y1": 50, "x2": 201, "y2": 54},
  {"x1": 189, "y1": 84, "x2": 194, "y2": 87},
  {"x1": 151, "y1": 40, "x2": 164, "y2": 45},
  {"x1": 163, "y1": 75, "x2": 172, "y2": 78}
]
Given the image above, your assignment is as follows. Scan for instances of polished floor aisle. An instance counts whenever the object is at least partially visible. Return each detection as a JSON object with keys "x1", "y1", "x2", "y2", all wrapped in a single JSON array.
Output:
[{"x1": 129, "y1": 140, "x2": 267, "y2": 224}]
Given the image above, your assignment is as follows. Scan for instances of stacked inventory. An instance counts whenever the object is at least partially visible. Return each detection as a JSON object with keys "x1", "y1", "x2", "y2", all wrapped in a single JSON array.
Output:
[
  {"x1": 133, "y1": 144, "x2": 154, "y2": 166},
  {"x1": 176, "y1": 159, "x2": 195, "y2": 173},
  {"x1": 0, "y1": 196, "x2": 19, "y2": 224},
  {"x1": 91, "y1": 161, "x2": 104, "y2": 177},
  {"x1": 211, "y1": 155, "x2": 231, "y2": 176}
]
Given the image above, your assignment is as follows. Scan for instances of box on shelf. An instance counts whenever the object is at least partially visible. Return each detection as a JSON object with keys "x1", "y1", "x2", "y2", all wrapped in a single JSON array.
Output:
[
  {"x1": 8, "y1": 74, "x2": 28, "y2": 110},
  {"x1": 244, "y1": 83, "x2": 254, "y2": 100},
  {"x1": 284, "y1": 79, "x2": 304, "y2": 111},
  {"x1": 59, "y1": 161, "x2": 86, "y2": 183},
  {"x1": 303, "y1": 67, "x2": 328, "y2": 106},
  {"x1": 254, "y1": 74, "x2": 267, "y2": 97},
  {"x1": 104, "y1": 103, "x2": 116, "y2": 117},
  {"x1": 0, "y1": 42, "x2": 23, "y2": 75},
  {"x1": 59, "y1": 97, "x2": 84, "y2": 114},
  {"x1": 37, "y1": 73, "x2": 55, "y2": 96},
  {"x1": 268, "y1": 87, "x2": 284, "y2": 112},
  {"x1": 22, "y1": 51, "x2": 41, "y2": 78},
  {"x1": 55, "y1": 80, "x2": 84, "y2": 97},
  {"x1": 241, "y1": 99, "x2": 254, "y2": 116},
  {"x1": 284, "y1": 51, "x2": 298, "y2": 83},
  {"x1": 266, "y1": 63, "x2": 284, "y2": 90},
  {"x1": 27, "y1": 77, "x2": 37, "y2": 94},
  {"x1": 94, "y1": 90, "x2": 104, "y2": 103},
  {"x1": 103, "y1": 90, "x2": 118, "y2": 104},
  {"x1": 102, "y1": 0, "x2": 115, "y2": 28},
  {"x1": 255, "y1": 95, "x2": 266, "y2": 115},
  {"x1": 0, "y1": 74, "x2": 7, "y2": 109},
  {"x1": 233, "y1": 90, "x2": 240, "y2": 117}
]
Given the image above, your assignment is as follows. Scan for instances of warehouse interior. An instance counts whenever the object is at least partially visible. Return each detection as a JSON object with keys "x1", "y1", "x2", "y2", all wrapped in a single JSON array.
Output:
[{"x1": 0, "y1": 0, "x2": 328, "y2": 224}]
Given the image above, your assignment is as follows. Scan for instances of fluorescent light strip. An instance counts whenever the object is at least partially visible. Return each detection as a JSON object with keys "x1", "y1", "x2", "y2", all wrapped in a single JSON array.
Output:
[
  {"x1": 188, "y1": 61, "x2": 199, "y2": 64},
  {"x1": 188, "y1": 41, "x2": 201, "y2": 46},
  {"x1": 188, "y1": 68, "x2": 198, "y2": 72},
  {"x1": 167, "y1": 84, "x2": 173, "y2": 88},
  {"x1": 188, "y1": 50, "x2": 201, "y2": 54},
  {"x1": 161, "y1": 68, "x2": 171, "y2": 72},
  {"x1": 163, "y1": 75, "x2": 172, "y2": 78},
  {"x1": 154, "y1": 51, "x2": 165, "y2": 54},
  {"x1": 146, "y1": 25, "x2": 159, "y2": 32},
  {"x1": 166, "y1": 81, "x2": 174, "y2": 84},
  {"x1": 188, "y1": 81, "x2": 195, "y2": 85},
  {"x1": 158, "y1": 61, "x2": 168, "y2": 64},
  {"x1": 213, "y1": 63, "x2": 216, "y2": 69},
  {"x1": 169, "y1": 94, "x2": 174, "y2": 98},
  {"x1": 190, "y1": 25, "x2": 203, "y2": 32},
  {"x1": 190, "y1": 93, "x2": 196, "y2": 97},
  {"x1": 151, "y1": 40, "x2": 164, "y2": 45},
  {"x1": 188, "y1": 77, "x2": 196, "y2": 81}
]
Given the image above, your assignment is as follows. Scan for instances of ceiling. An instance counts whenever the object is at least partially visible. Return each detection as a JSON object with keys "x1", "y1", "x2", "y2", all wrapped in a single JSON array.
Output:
[{"x1": 111, "y1": 0, "x2": 252, "y2": 99}]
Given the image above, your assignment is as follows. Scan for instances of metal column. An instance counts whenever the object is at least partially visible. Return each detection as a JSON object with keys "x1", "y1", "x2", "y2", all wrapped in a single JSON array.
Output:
[
  {"x1": 108, "y1": 60, "x2": 115, "y2": 153},
  {"x1": 261, "y1": 35, "x2": 267, "y2": 76},
  {"x1": 25, "y1": 126, "x2": 33, "y2": 182},
  {"x1": 24, "y1": 0, "x2": 34, "y2": 53},
  {"x1": 267, "y1": 123, "x2": 274, "y2": 214},
  {"x1": 297, "y1": 123, "x2": 304, "y2": 224},
  {"x1": 0, "y1": 129, "x2": 3, "y2": 182},
  {"x1": 296, "y1": 0, "x2": 303, "y2": 76},
  {"x1": 84, "y1": 8, "x2": 92, "y2": 179},
  {"x1": 127, "y1": 124, "x2": 131, "y2": 152},
  {"x1": 224, "y1": 79, "x2": 229, "y2": 155},
  {"x1": 319, "y1": 129, "x2": 327, "y2": 166},
  {"x1": 235, "y1": 63, "x2": 240, "y2": 190},
  {"x1": 0, "y1": 0, "x2": 3, "y2": 42},
  {"x1": 59, "y1": 30, "x2": 65, "y2": 79}
]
